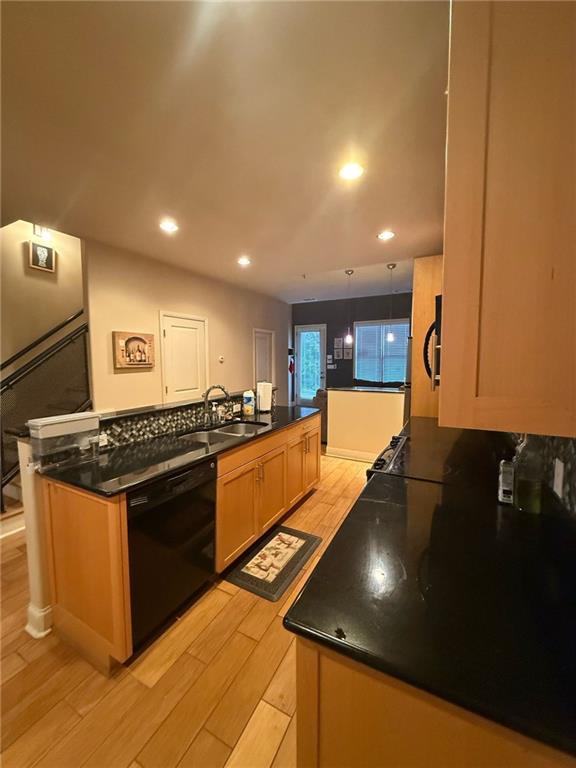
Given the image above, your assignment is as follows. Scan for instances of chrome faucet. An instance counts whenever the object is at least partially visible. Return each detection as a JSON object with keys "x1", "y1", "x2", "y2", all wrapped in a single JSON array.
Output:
[{"x1": 201, "y1": 384, "x2": 230, "y2": 427}]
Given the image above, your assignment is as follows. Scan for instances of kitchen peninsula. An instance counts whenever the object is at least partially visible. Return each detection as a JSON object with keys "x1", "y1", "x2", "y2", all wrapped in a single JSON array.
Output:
[
  {"x1": 38, "y1": 403, "x2": 321, "y2": 673},
  {"x1": 326, "y1": 386, "x2": 405, "y2": 462}
]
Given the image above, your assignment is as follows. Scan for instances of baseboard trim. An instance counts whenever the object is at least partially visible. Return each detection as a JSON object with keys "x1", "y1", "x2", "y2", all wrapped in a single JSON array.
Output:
[
  {"x1": 26, "y1": 603, "x2": 53, "y2": 638},
  {"x1": 325, "y1": 446, "x2": 376, "y2": 463}
]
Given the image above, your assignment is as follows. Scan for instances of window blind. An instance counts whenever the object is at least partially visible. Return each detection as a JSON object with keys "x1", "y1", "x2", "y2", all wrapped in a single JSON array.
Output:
[{"x1": 354, "y1": 320, "x2": 410, "y2": 383}]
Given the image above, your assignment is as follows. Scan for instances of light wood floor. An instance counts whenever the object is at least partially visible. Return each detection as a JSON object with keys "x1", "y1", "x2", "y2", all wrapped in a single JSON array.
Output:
[{"x1": 0, "y1": 454, "x2": 368, "y2": 768}]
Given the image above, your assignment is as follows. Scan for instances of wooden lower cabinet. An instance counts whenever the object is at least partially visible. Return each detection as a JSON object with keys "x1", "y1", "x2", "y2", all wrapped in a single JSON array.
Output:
[
  {"x1": 286, "y1": 435, "x2": 306, "y2": 508},
  {"x1": 257, "y1": 445, "x2": 287, "y2": 532},
  {"x1": 304, "y1": 427, "x2": 321, "y2": 492},
  {"x1": 216, "y1": 414, "x2": 321, "y2": 572},
  {"x1": 43, "y1": 480, "x2": 132, "y2": 672},
  {"x1": 296, "y1": 639, "x2": 576, "y2": 768},
  {"x1": 215, "y1": 460, "x2": 259, "y2": 572}
]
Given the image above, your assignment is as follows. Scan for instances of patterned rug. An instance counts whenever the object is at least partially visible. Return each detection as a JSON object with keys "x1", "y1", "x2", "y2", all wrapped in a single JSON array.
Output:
[{"x1": 225, "y1": 526, "x2": 322, "y2": 602}]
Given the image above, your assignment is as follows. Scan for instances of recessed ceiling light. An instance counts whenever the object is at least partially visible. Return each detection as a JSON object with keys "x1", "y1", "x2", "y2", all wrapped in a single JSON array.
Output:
[
  {"x1": 339, "y1": 162, "x2": 364, "y2": 181},
  {"x1": 237, "y1": 255, "x2": 251, "y2": 267},
  {"x1": 377, "y1": 229, "x2": 395, "y2": 241},
  {"x1": 159, "y1": 218, "x2": 178, "y2": 234}
]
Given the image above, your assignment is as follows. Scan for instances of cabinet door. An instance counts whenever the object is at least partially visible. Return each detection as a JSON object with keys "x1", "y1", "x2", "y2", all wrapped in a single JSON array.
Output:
[
  {"x1": 257, "y1": 445, "x2": 287, "y2": 532},
  {"x1": 304, "y1": 428, "x2": 321, "y2": 492},
  {"x1": 216, "y1": 461, "x2": 258, "y2": 572},
  {"x1": 441, "y1": 2, "x2": 576, "y2": 437},
  {"x1": 286, "y1": 436, "x2": 306, "y2": 507}
]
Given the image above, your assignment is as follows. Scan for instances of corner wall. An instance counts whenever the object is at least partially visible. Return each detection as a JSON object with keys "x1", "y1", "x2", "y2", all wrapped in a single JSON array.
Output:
[
  {"x1": 1, "y1": 220, "x2": 84, "y2": 362},
  {"x1": 83, "y1": 240, "x2": 290, "y2": 411}
]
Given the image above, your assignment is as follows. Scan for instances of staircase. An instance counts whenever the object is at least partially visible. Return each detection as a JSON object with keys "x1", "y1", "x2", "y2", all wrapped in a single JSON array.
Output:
[{"x1": 0, "y1": 310, "x2": 91, "y2": 510}]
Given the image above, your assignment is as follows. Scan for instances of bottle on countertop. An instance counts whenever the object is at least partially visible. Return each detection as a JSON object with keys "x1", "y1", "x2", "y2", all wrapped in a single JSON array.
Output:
[
  {"x1": 243, "y1": 389, "x2": 255, "y2": 417},
  {"x1": 498, "y1": 459, "x2": 515, "y2": 505},
  {"x1": 513, "y1": 434, "x2": 545, "y2": 514}
]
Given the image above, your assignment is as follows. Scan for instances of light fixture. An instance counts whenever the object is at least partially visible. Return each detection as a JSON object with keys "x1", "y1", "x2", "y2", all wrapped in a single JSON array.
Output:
[
  {"x1": 386, "y1": 263, "x2": 397, "y2": 342},
  {"x1": 237, "y1": 254, "x2": 251, "y2": 267},
  {"x1": 339, "y1": 162, "x2": 364, "y2": 181},
  {"x1": 33, "y1": 224, "x2": 52, "y2": 241},
  {"x1": 345, "y1": 269, "x2": 354, "y2": 345},
  {"x1": 377, "y1": 229, "x2": 395, "y2": 242},
  {"x1": 159, "y1": 218, "x2": 178, "y2": 234}
]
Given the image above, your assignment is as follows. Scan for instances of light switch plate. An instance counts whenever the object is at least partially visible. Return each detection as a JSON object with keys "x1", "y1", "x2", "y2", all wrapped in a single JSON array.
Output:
[{"x1": 553, "y1": 458, "x2": 564, "y2": 499}]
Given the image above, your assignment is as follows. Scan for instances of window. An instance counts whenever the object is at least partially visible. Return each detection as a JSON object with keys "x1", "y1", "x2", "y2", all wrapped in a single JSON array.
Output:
[{"x1": 354, "y1": 319, "x2": 410, "y2": 384}]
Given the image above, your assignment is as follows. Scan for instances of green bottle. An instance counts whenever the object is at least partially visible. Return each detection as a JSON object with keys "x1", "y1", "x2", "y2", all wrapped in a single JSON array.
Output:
[{"x1": 513, "y1": 434, "x2": 544, "y2": 514}]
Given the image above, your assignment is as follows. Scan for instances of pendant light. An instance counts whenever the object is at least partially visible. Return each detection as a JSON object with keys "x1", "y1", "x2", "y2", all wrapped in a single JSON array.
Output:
[
  {"x1": 386, "y1": 263, "x2": 397, "y2": 342},
  {"x1": 344, "y1": 269, "x2": 354, "y2": 345}
]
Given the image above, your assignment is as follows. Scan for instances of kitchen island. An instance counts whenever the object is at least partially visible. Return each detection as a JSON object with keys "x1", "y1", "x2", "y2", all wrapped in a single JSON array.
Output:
[{"x1": 284, "y1": 421, "x2": 576, "y2": 766}]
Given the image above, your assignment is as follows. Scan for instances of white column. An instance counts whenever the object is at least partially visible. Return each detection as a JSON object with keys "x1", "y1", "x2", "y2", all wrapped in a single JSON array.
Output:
[{"x1": 17, "y1": 438, "x2": 53, "y2": 638}]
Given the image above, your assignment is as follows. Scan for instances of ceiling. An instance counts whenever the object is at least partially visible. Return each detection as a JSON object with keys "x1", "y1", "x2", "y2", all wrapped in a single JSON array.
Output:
[{"x1": 1, "y1": 1, "x2": 449, "y2": 303}]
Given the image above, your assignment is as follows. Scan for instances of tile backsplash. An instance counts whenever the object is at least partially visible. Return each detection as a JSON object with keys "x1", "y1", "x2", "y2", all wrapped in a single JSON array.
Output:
[
  {"x1": 541, "y1": 436, "x2": 576, "y2": 513},
  {"x1": 98, "y1": 392, "x2": 279, "y2": 450}
]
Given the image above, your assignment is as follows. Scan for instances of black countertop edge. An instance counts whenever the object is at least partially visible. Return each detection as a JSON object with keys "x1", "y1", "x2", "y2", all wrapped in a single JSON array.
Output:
[
  {"x1": 282, "y1": 616, "x2": 576, "y2": 758},
  {"x1": 328, "y1": 386, "x2": 404, "y2": 393},
  {"x1": 39, "y1": 406, "x2": 319, "y2": 498}
]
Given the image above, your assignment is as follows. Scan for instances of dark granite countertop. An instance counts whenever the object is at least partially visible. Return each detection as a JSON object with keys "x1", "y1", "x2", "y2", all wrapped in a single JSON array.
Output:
[
  {"x1": 39, "y1": 406, "x2": 319, "y2": 497},
  {"x1": 328, "y1": 386, "x2": 404, "y2": 393},
  {"x1": 285, "y1": 447, "x2": 576, "y2": 756}
]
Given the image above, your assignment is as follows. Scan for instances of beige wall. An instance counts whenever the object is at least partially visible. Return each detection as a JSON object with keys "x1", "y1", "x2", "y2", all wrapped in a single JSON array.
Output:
[
  {"x1": 1, "y1": 220, "x2": 84, "y2": 362},
  {"x1": 84, "y1": 240, "x2": 290, "y2": 411}
]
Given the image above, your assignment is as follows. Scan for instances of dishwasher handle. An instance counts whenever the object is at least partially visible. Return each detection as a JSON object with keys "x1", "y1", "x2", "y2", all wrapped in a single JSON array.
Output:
[{"x1": 127, "y1": 459, "x2": 216, "y2": 515}]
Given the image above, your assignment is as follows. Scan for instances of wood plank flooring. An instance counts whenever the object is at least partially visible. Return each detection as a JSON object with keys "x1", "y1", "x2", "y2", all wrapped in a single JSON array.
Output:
[{"x1": 0, "y1": 454, "x2": 368, "y2": 768}]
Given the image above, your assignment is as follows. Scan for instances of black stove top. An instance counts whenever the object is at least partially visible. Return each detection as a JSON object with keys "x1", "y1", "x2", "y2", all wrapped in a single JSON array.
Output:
[{"x1": 368, "y1": 417, "x2": 514, "y2": 488}]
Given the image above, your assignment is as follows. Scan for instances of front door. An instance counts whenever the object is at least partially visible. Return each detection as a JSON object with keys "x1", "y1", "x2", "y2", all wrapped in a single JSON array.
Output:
[
  {"x1": 160, "y1": 313, "x2": 207, "y2": 403},
  {"x1": 295, "y1": 324, "x2": 326, "y2": 405}
]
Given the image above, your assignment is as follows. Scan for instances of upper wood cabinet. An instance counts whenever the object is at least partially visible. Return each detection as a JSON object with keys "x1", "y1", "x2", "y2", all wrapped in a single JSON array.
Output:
[{"x1": 440, "y1": 1, "x2": 576, "y2": 437}]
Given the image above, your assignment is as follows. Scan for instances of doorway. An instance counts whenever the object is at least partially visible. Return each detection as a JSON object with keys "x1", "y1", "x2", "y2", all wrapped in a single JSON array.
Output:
[
  {"x1": 160, "y1": 312, "x2": 208, "y2": 403},
  {"x1": 253, "y1": 328, "x2": 275, "y2": 385},
  {"x1": 295, "y1": 324, "x2": 326, "y2": 404}
]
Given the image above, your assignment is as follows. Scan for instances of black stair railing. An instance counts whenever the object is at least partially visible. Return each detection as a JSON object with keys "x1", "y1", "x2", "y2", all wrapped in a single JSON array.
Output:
[{"x1": 0, "y1": 312, "x2": 91, "y2": 493}]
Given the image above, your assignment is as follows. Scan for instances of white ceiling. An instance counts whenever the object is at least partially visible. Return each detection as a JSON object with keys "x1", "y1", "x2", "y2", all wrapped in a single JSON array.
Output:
[{"x1": 1, "y1": 1, "x2": 449, "y2": 303}]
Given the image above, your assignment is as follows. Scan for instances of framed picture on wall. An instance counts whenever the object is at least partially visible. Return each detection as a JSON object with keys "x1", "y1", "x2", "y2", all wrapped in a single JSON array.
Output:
[
  {"x1": 113, "y1": 331, "x2": 155, "y2": 369},
  {"x1": 343, "y1": 348, "x2": 353, "y2": 360},
  {"x1": 28, "y1": 241, "x2": 57, "y2": 273}
]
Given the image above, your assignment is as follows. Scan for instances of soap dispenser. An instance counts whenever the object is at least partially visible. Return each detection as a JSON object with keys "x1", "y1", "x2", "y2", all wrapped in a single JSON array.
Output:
[{"x1": 513, "y1": 434, "x2": 545, "y2": 514}]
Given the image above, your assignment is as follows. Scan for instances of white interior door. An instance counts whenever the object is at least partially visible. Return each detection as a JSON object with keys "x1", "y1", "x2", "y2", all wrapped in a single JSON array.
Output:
[
  {"x1": 254, "y1": 328, "x2": 275, "y2": 384},
  {"x1": 160, "y1": 313, "x2": 208, "y2": 403},
  {"x1": 295, "y1": 324, "x2": 326, "y2": 404}
]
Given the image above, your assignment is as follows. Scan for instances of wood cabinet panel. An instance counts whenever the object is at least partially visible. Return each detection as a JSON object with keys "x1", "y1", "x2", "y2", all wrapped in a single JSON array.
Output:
[
  {"x1": 257, "y1": 446, "x2": 287, "y2": 532},
  {"x1": 411, "y1": 255, "x2": 443, "y2": 418},
  {"x1": 296, "y1": 639, "x2": 575, "y2": 768},
  {"x1": 303, "y1": 428, "x2": 321, "y2": 493},
  {"x1": 216, "y1": 462, "x2": 259, "y2": 571},
  {"x1": 43, "y1": 480, "x2": 132, "y2": 668},
  {"x1": 440, "y1": 2, "x2": 576, "y2": 437},
  {"x1": 286, "y1": 436, "x2": 305, "y2": 508}
]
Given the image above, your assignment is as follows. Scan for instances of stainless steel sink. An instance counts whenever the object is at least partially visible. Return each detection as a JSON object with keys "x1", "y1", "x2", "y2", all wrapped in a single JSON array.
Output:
[
  {"x1": 178, "y1": 430, "x2": 237, "y2": 446},
  {"x1": 213, "y1": 422, "x2": 267, "y2": 437}
]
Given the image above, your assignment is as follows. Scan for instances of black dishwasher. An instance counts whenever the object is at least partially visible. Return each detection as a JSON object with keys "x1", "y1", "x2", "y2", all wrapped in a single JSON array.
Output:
[{"x1": 127, "y1": 459, "x2": 216, "y2": 650}]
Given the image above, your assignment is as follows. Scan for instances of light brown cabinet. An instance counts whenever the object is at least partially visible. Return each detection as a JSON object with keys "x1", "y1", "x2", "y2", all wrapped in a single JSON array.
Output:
[
  {"x1": 296, "y1": 638, "x2": 576, "y2": 768},
  {"x1": 286, "y1": 435, "x2": 306, "y2": 507},
  {"x1": 216, "y1": 460, "x2": 260, "y2": 572},
  {"x1": 216, "y1": 414, "x2": 321, "y2": 572},
  {"x1": 440, "y1": 2, "x2": 576, "y2": 437},
  {"x1": 303, "y1": 427, "x2": 321, "y2": 492},
  {"x1": 42, "y1": 480, "x2": 132, "y2": 672},
  {"x1": 257, "y1": 444, "x2": 288, "y2": 531}
]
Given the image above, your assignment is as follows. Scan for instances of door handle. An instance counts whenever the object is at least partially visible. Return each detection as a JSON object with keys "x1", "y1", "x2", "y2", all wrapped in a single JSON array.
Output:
[{"x1": 256, "y1": 463, "x2": 264, "y2": 481}]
